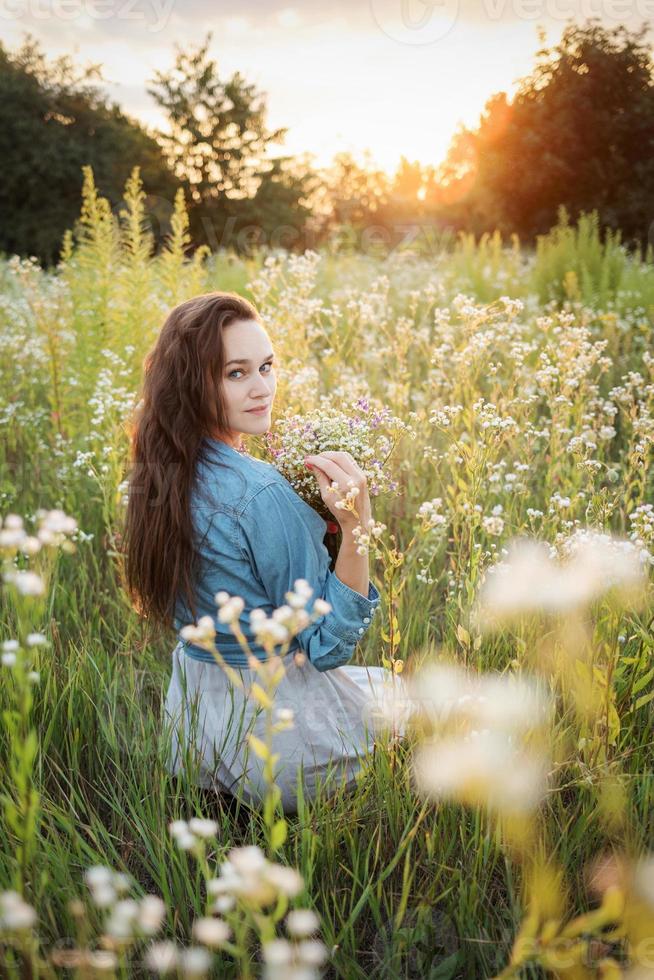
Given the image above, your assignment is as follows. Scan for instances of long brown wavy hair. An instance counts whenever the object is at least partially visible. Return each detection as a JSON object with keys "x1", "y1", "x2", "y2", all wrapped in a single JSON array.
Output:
[{"x1": 121, "y1": 290, "x2": 261, "y2": 638}]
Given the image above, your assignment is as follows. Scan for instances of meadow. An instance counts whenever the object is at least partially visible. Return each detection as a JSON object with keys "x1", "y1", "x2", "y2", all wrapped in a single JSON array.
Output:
[{"x1": 1, "y1": 166, "x2": 654, "y2": 978}]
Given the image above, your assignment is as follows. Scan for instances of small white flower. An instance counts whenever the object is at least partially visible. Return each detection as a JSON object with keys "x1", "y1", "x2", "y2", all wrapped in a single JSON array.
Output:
[
  {"x1": 212, "y1": 895, "x2": 235, "y2": 914},
  {"x1": 38, "y1": 509, "x2": 77, "y2": 536},
  {"x1": 228, "y1": 845, "x2": 267, "y2": 875},
  {"x1": 138, "y1": 895, "x2": 166, "y2": 934},
  {"x1": 0, "y1": 528, "x2": 27, "y2": 550},
  {"x1": 262, "y1": 863, "x2": 304, "y2": 898},
  {"x1": 1, "y1": 652, "x2": 17, "y2": 667},
  {"x1": 192, "y1": 916, "x2": 231, "y2": 947},
  {"x1": 169, "y1": 822, "x2": 198, "y2": 850},
  {"x1": 178, "y1": 945, "x2": 213, "y2": 975},
  {"x1": 251, "y1": 618, "x2": 290, "y2": 646},
  {"x1": 482, "y1": 516, "x2": 504, "y2": 537},
  {"x1": 285, "y1": 908, "x2": 320, "y2": 937},
  {"x1": 90, "y1": 884, "x2": 116, "y2": 908},
  {"x1": 293, "y1": 579, "x2": 313, "y2": 597},
  {"x1": 188, "y1": 818, "x2": 218, "y2": 839},
  {"x1": 296, "y1": 938, "x2": 329, "y2": 966},
  {"x1": 145, "y1": 940, "x2": 179, "y2": 973},
  {"x1": 206, "y1": 876, "x2": 232, "y2": 897},
  {"x1": 180, "y1": 626, "x2": 212, "y2": 648},
  {"x1": 217, "y1": 597, "x2": 245, "y2": 624},
  {"x1": 0, "y1": 891, "x2": 37, "y2": 930},
  {"x1": 26, "y1": 633, "x2": 48, "y2": 647},
  {"x1": 273, "y1": 605, "x2": 295, "y2": 623},
  {"x1": 8, "y1": 570, "x2": 46, "y2": 596},
  {"x1": 84, "y1": 866, "x2": 114, "y2": 889},
  {"x1": 262, "y1": 938, "x2": 294, "y2": 965},
  {"x1": 168, "y1": 819, "x2": 188, "y2": 836},
  {"x1": 105, "y1": 899, "x2": 139, "y2": 939}
]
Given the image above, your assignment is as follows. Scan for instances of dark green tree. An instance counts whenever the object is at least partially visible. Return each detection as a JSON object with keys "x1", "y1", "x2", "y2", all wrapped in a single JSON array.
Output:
[
  {"x1": 147, "y1": 32, "x2": 317, "y2": 252},
  {"x1": 0, "y1": 34, "x2": 179, "y2": 266},
  {"x1": 438, "y1": 19, "x2": 654, "y2": 248}
]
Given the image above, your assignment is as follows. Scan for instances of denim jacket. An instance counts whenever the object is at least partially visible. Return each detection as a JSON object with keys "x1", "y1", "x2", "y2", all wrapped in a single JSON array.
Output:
[{"x1": 174, "y1": 437, "x2": 381, "y2": 671}]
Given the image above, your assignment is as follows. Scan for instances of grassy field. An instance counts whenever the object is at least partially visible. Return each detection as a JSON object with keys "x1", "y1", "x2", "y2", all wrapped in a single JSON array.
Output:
[{"x1": 1, "y1": 167, "x2": 654, "y2": 978}]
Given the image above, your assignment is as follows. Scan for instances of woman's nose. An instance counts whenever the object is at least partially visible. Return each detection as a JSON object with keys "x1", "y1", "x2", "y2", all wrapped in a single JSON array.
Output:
[{"x1": 251, "y1": 375, "x2": 272, "y2": 395}]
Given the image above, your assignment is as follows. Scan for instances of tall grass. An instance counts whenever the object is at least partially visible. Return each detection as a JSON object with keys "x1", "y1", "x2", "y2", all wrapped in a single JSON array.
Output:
[{"x1": 0, "y1": 167, "x2": 653, "y2": 977}]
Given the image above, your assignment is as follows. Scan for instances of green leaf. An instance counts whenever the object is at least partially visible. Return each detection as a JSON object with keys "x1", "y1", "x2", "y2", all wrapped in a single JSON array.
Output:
[
  {"x1": 607, "y1": 702, "x2": 620, "y2": 746},
  {"x1": 632, "y1": 666, "x2": 654, "y2": 697},
  {"x1": 635, "y1": 690, "x2": 654, "y2": 711}
]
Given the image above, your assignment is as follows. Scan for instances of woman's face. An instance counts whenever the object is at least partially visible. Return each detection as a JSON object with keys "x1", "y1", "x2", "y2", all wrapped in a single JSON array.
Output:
[{"x1": 214, "y1": 318, "x2": 277, "y2": 447}]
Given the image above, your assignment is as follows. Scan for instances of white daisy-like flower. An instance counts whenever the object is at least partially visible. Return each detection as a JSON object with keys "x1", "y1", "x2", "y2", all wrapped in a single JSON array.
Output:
[
  {"x1": 192, "y1": 916, "x2": 231, "y2": 947},
  {"x1": 285, "y1": 908, "x2": 320, "y2": 937}
]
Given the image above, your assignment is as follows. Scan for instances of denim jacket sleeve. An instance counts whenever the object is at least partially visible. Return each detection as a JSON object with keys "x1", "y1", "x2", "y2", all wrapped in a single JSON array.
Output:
[{"x1": 237, "y1": 480, "x2": 381, "y2": 672}]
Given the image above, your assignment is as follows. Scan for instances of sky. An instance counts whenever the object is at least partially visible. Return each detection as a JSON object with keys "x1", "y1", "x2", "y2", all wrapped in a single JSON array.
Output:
[{"x1": 2, "y1": 0, "x2": 653, "y2": 174}]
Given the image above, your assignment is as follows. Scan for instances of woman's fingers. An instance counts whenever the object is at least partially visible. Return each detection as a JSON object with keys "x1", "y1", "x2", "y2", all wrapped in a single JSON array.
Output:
[
  {"x1": 305, "y1": 451, "x2": 366, "y2": 488},
  {"x1": 306, "y1": 461, "x2": 359, "y2": 497},
  {"x1": 305, "y1": 461, "x2": 330, "y2": 493},
  {"x1": 305, "y1": 452, "x2": 371, "y2": 525},
  {"x1": 315, "y1": 450, "x2": 366, "y2": 479},
  {"x1": 305, "y1": 456, "x2": 350, "y2": 493}
]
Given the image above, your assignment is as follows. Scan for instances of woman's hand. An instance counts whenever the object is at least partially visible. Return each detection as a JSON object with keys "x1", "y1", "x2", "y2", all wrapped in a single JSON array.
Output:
[{"x1": 304, "y1": 451, "x2": 371, "y2": 530}]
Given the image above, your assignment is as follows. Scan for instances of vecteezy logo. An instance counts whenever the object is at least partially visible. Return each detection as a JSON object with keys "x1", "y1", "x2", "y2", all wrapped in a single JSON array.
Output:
[{"x1": 369, "y1": 0, "x2": 460, "y2": 45}]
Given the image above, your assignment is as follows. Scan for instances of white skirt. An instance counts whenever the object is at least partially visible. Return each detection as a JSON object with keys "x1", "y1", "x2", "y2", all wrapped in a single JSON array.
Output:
[{"x1": 163, "y1": 643, "x2": 412, "y2": 815}]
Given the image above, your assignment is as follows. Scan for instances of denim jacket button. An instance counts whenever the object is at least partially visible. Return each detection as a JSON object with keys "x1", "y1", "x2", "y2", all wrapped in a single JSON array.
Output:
[
  {"x1": 358, "y1": 626, "x2": 365, "y2": 634},
  {"x1": 363, "y1": 617, "x2": 370, "y2": 624}
]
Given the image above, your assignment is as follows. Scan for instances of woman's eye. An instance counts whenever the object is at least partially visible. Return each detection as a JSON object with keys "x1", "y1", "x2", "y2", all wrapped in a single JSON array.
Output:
[{"x1": 228, "y1": 363, "x2": 273, "y2": 379}]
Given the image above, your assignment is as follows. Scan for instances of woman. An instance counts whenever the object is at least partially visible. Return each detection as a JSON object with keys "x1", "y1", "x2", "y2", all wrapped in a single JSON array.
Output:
[{"x1": 123, "y1": 291, "x2": 405, "y2": 815}]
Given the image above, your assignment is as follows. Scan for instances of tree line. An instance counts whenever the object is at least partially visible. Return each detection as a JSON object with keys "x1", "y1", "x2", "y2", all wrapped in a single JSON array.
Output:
[{"x1": 1, "y1": 18, "x2": 653, "y2": 266}]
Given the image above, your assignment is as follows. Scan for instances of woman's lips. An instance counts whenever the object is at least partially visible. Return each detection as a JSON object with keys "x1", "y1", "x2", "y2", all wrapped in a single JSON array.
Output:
[{"x1": 246, "y1": 405, "x2": 269, "y2": 414}]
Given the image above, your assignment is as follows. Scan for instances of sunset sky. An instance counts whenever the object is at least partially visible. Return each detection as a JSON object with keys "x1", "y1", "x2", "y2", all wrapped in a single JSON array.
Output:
[{"x1": 2, "y1": 0, "x2": 653, "y2": 174}]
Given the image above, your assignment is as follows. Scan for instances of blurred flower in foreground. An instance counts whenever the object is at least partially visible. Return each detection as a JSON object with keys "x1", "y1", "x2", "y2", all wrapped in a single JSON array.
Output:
[
  {"x1": 0, "y1": 891, "x2": 37, "y2": 931},
  {"x1": 0, "y1": 509, "x2": 78, "y2": 557},
  {"x1": 84, "y1": 865, "x2": 166, "y2": 945},
  {"x1": 144, "y1": 940, "x2": 180, "y2": 974},
  {"x1": 206, "y1": 845, "x2": 304, "y2": 910},
  {"x1": 407, "y1": 662, "x2": 549, "y2": 732},
  {"x1": 474, "y1": 530, "x2": 650, "y2": 628},
  {"x1": 179, "y1": 581, "x2": 331, "y2": 654},
  {"x1": 406, "y1": 661, "x2": 552, "y2": 816},
  {"x1": 169, "y1": 818, "x2": 218, "y2": 852},
  {"x1": 263, "y1": 935, "x2": 328, "y2": 980},
  {"x1": 412, "y1": 731, "x2": 549, "y2": 816}
]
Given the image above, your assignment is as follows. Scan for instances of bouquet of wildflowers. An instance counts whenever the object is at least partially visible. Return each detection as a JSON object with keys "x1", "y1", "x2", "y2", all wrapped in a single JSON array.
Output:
[{"x1": 262, "y1": 397, "x2": 415, "y2": 526}]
